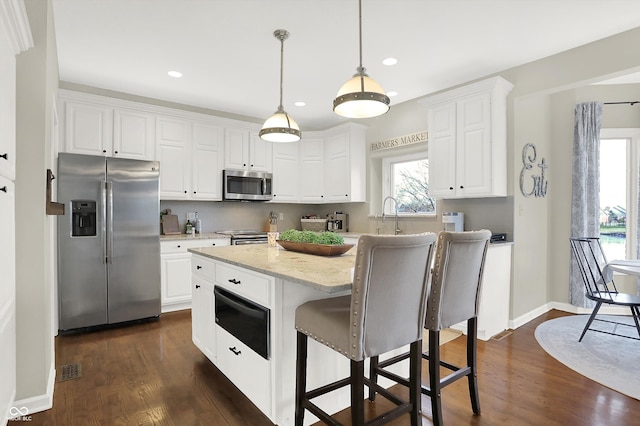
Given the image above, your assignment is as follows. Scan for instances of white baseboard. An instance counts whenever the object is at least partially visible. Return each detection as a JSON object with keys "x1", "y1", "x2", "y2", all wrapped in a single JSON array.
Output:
[
  {"x1": 511, "y1": 302, "x2": 631, "y2": 331},
  {"x1": 11, "y1": 362, "x2": 55, "y2": 418},
  {"x1": 161, "y1": 301, "x2": 191, "y2": 313}
]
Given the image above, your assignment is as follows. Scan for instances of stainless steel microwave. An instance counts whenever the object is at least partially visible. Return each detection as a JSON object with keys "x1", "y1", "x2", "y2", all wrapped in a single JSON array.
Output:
[{"x1": 223, "y1": 169, "x2": 273, "y2": 201}]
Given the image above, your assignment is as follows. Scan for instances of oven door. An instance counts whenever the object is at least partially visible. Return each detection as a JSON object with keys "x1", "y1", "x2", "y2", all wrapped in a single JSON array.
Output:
[{"x1": 214, "y1": 286, "x2": 270, "y2": 359}]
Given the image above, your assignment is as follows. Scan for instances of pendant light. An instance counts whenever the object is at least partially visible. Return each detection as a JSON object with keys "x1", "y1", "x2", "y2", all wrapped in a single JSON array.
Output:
[
  {"x1": 333, "y1": 0, "x2": 390, "y2": 118},
  {"x1": 260, "y1": 29, "x2": 301, "y2": 143}
]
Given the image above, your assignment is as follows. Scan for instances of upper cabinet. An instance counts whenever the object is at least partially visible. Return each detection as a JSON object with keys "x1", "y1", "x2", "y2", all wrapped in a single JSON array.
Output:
[
  {"x1": 419, "y1": 76, "x2": 514, "y2": 198},
  {"x1": 272, "y1": 142, "x2": 300, "y2": 202},
  {"x1": 191, "y1": 120, "x2": 224, "y2": 200},
  {"x1": 224, "y1": 127, "x2": 272, "y2": 172},
  {"x1": 113, "y1": 108, "x2": 155, "y2": 160},
  {"x1": 156, "y1": 115, "x2": 191, "y2": 199},
  {"x1": 323, "y1": 123, "x2": 367, "y2": 203},
  {"x1": 299, "y1": 134, "x2": 325, "y2": 203},
  {"x1": 59, "y1": 91, "x2": 155, "y2": 160}
]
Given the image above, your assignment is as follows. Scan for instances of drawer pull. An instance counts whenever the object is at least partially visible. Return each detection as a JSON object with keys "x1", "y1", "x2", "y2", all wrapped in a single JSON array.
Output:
[
  {"x1": 0, "y1": 186, "x2": 6, "y2": 193},
  {"x1": 196, "y1": 265, "x2": 202, "y2": 270},
  {"x1": 0, "y1": 153, "x2": 7, "y2": 160},
  {"x1": 228, "y1": 278, "x2": 241, "y2": 285},
  {"x1": 229, "y1": 346, "x2": 241, "y2": 356}
]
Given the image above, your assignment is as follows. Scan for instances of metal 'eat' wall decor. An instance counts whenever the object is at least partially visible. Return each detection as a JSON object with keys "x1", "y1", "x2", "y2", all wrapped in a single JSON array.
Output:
[{"x1": 519, "y1": 143, "x2": 548, "y2": 198}]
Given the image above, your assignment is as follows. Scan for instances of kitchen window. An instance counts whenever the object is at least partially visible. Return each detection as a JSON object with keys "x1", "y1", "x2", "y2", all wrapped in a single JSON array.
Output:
[
  {"x1": 382, "y1": 152, "x2": 436, "y2": 215},
  {"x1": 599, "y1": 129, "x2": 640, "y2": 260}
]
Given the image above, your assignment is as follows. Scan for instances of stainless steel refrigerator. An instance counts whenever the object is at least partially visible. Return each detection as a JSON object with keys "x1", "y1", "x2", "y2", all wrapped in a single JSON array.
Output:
[{"x1": 57, "y1": 153, "x2": 161, "y2": 331}]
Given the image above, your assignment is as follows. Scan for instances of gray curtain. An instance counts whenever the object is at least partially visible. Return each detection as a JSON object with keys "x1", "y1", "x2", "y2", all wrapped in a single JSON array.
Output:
[{"x1": 570, "y1": 102, "x2": 603, "y2": 307}]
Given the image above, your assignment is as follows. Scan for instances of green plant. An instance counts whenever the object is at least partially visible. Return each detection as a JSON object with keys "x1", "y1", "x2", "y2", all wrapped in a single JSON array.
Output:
[{"x1": 278, "y1": 229, "x2": 345, "y2": 245}]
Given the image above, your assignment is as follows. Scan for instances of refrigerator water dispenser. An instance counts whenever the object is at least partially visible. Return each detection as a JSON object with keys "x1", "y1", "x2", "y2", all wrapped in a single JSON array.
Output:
[{"x1": 71, "y1": 200, "x2": 97, "y2": 237}]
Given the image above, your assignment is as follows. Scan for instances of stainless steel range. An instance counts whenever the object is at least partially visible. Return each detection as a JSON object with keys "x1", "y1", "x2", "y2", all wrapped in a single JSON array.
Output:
[{"x1": 217, "y1": 230, "x2": 268, "y2": 245}]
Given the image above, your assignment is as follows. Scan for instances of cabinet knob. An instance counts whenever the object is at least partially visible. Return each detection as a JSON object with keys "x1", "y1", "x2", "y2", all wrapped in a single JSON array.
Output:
[
  {"x1": 184, "y1": 190, "x2": 187, "y2": 193},
  {"x1": 211, "y1": 243, "x2": 216, "y2": 246},
  {"x1": 243, "y1": 163, "x2": 246, "y2": 167},
  {"x1": 321, "y1": 195, "x2": 323, "y2": 198},
  {"x1": 459, "y1": 185, "x2": 464, "y2": 189},
  {"x1": 250, "y1": 164, "x2": 254, "y2": 167},
  {"x1": 345, "y1": 194, "x2": 348, "y2": 197},
  {"x1": 449, "y1": 187, "x2": 454, "y2": 190},
  {"x1": 195, "y1": 284, "x2": 200, "y2": 289},
  {"x1": 114, "y1": 150, "x2": 118, "y2": 154},
  {"x1": 197, "y1": 265, "x2": 202, "y2": 270},
  {"x1": 0, "y1": 153, "x2": 7, "y2": 160},
  {"x1": 193, "y1": 191, "x2": 196, "y2": 194},
  {"x1": 102, "y1": 149, "x2": 107, "y2": 153},
  {"x1": 177, "y1": 245, "x2": 181, "y2": 248}
]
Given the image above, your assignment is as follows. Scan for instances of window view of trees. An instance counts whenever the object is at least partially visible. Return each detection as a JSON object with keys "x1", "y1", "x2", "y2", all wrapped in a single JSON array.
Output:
[{"x1": 391, "y1": 158, "x2": 436, "y2": 214}]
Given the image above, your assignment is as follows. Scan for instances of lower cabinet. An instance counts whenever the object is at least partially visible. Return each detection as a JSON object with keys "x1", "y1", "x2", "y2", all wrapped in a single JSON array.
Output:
[
  {"x1": 192, "y1": 274, "x2": 215, "y2": 361},
  {"x1": 160, "y1": 237, "x2": 229, "y2": 312},
  {"x1": 191, "y1": 255, "x2": 275, "y2": 421},
  {"x1": 215, "y1": 325, "x2": 272, "y2": 417}
]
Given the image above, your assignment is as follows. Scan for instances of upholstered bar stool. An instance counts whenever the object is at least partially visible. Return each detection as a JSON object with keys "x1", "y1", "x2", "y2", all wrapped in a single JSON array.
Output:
[
  {"x1": 369, "y1": 230, "x2": 491, "y2": 426},
  {"x1": 294, "y1": 233, "x2": 437, "y2": 426}
]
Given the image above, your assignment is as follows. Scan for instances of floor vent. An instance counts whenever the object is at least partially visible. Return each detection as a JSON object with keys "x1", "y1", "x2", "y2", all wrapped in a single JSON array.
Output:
[
  {"x1": 58, "y1": 363, "x2": 81, "y2": 381},
  {"x1": 491, "y1": 329, "x2": 514, "y2": 341}
]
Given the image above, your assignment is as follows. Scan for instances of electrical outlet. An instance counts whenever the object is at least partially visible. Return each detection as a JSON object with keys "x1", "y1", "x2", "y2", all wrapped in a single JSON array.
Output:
[{"x1": 279, "y1": 212, "x2": 284, "y2": 220}]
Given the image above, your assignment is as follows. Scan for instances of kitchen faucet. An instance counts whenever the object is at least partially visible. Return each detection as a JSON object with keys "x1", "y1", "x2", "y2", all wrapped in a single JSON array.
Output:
[{"x1": 382, "y1": 196, "x2": 401, "y2": 235}]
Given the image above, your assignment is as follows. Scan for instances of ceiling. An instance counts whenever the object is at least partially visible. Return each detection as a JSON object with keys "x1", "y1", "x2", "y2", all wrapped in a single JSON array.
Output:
[{"x1": 52, "y1": 0, "x2": 640, "y2": 130}]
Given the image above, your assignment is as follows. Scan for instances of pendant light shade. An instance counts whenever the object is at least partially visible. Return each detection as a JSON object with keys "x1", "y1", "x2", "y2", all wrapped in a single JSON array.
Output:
[
  {"x1": 260, "y1": 29, "x2": 301, "y2": 143},
  {"x1": 333, "y1": 0, "x2": 390, "y2": 118}
]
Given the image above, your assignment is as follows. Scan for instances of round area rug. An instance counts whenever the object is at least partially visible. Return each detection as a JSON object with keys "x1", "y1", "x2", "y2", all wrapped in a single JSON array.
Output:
[{"x1": 535, "y1": 315, "x2": 640, "y2": 400}]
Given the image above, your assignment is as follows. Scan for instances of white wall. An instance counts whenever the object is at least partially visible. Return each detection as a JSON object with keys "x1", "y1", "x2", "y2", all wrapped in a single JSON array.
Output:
[{"x1": 14, "y1": 0, "x2": 58, "y2": 413}]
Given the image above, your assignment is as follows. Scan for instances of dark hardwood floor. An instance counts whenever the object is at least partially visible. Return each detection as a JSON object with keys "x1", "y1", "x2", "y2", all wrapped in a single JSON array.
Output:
[{"x1": 30, "y1": 309, "x2": 640, "y2": 425}]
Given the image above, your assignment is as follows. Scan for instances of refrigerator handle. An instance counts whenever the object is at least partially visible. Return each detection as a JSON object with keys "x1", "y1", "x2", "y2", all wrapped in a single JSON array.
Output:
[
  {"x1": 107, "y1": 180, "x2": 114, "y2": 264},
  {"x1": 101, "y1": 181, "x2": 107, "y2": 264}
]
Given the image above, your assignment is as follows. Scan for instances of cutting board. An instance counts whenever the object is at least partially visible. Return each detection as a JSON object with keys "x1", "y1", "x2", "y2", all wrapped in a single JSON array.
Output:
[{"x1": 162, "y1": 215, "x2": 180, "y2": 235}]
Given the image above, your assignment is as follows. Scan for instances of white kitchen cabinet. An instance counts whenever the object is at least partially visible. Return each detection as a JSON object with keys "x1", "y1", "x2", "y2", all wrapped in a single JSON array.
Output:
[
  {"x1": 160, "y1": 238, "x2": 229, "y2": 312},
  {"x1": 191, "y1": 120, "x2": 224, "y2": 200},
  {"x1": 224, "y1": 127, "x2": 272, "y2": 172},
  {"x1": 61, "y1": 98, "x2": 113, "y2": 156},
  {"x1": 299, "y1": 135, "x2": 325, "y2": 203},
  {"x1": 420, "y1": 76, "x2": 514, "y2": 198},
  {"x1": 59, "y1": 92, "x2": 155, "y2": 160},
  {"x1": 156, "y1": 115, "x2": 190, "y2": 199},
  {"x1": 451, "y1": 242, "x2": 513, "y2": 340},
  {"x1": 192, "y1": 254, "x2": 217, "y2": 362},
  {"x1": 216, "y1": 325, "x2": 272, "y2": 417},
  {"x1": 323, "y1": 123, "x2": 367, "y2": 203},
  {"x1": 193, "y1": 257, "x2": 274, "y2": 420},
  {"x1": 272, "y1": 142, "x2": 300, "y2": 202},
  {"x1": 113, "y1": 107, "x2": 155, "y2": 160}
]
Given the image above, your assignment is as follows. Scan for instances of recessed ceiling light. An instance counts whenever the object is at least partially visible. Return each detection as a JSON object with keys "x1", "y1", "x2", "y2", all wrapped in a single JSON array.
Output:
[
  {"x1": 294, "y1": 101, "x2": 306, "y2": 107},
  {"x1": 168, "y1": 71, "x2": 182, "y2": 78},
  {"x1": 382, "y1": 57, "x2": 398, "y2": 66},
  {"x1": 387, "y1": 91, "x2": 398, "y2": 97}
]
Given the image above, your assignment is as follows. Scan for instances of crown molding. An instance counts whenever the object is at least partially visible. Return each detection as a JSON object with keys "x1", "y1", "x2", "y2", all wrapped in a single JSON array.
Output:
[{"x1": 0, "y1": 0, "x2": 33, "y2": 54}]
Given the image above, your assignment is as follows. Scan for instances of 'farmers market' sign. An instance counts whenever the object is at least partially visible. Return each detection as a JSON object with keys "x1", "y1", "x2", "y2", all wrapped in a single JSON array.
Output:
[{"x1": 370, "y1": 131, "x2": 428, "y2": 152}]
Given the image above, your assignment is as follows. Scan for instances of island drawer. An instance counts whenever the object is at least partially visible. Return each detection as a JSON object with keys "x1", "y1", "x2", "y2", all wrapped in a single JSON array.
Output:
[
  {"x1": 214, "y1": 262, "x2": 272, "y2": 307},
  {"x1": 215, "y1": 325, "x2": 271, "y2": 418},
  {"x1": 191, "y1": 256, "x2": 216, "y2": 281}
]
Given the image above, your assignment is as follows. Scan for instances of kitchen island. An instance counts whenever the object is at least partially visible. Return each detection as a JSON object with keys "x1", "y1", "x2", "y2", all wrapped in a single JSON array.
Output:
[{"x1": 188, "y1": 243, "x2": 407, "y2": 426}]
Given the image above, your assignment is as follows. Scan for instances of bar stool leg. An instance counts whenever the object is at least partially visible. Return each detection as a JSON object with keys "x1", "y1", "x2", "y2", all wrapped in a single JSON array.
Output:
[
  {"x1": 368, "y1": 355, "x2": 379, "y2": 401},
  {"x1": 351, "y1": 359, "x2": 365, "y2": 425},
  {"x1": 467, "y1": 318, "x2": 481, "y2": 415},
  {"x1": 409, "y1": 340, "x2": 422, "y2": 426},
  {"x1": 428, "y1": 329, "x2": 443, "y2": 426},
  {"x1": 295, "y1": 331, "x2": 308, "y2": 426}
]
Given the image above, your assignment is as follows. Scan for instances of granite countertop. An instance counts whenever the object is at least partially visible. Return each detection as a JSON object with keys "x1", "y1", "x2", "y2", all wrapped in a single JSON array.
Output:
[
  {"x1": 189, "y1": 244, "x2": 356, "y2": 293},
  {"x1": 160, "y1": 233, "x2": 229, "y2": 241}
]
